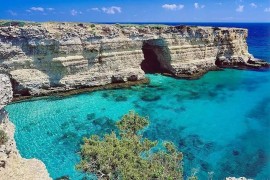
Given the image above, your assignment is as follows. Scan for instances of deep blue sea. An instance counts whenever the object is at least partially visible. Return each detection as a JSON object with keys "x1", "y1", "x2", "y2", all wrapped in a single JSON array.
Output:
[{"x1": 5, "y1": 23, "x2": 270, "y2": 179}]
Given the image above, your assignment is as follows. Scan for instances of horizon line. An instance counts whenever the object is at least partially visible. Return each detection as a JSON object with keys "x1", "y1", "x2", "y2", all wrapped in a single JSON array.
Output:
[{"x1": 1, "y1": 19, "x2": 270, "y2": 24}]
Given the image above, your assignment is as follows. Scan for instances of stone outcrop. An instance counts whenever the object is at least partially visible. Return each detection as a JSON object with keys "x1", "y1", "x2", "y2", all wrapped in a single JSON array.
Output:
[
  {"x1": 0, "y1": 22, "x2": 269, "y2": 97},
  {"x1": 0, "y1": 74, "x2": 12, "y2": 109},
  {"x1": 0, "y1": 74, "x2": 51, "y2": 179}
]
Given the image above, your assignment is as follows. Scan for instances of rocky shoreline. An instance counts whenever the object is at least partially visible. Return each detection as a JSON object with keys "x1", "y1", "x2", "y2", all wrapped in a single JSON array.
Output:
[
  {"x1": 12, "y1": 78, "x2": 149, "y2": 102},
  {"x1": 216, "y1": 56, "x2": 270, "y2": 70}
]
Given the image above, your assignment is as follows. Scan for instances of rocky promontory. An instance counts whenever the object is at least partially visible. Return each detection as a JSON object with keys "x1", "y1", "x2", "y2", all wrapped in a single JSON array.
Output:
[{"x1": 0, "y1": 21, "x2": 269, "y2": 98}]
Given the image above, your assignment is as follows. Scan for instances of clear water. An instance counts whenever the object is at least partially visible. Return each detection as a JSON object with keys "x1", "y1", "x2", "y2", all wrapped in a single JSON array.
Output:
[{"x1": 5, "y1": 23, "x2": 270, "y2": 179}]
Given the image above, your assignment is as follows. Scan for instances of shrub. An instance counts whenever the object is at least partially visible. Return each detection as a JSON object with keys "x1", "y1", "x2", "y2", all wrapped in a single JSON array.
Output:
[
  {"x1": 0, "y1": 129, "x2": 8, "y2": 145},
  {"x1": 77, "y1": 111, "x2": 184, "y2": 179},
  {"x1": 0, "y1": 21, "x2": 26, "y2": 27}
]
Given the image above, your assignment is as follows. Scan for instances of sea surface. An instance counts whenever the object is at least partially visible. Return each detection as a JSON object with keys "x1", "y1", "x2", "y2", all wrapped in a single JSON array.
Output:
[{"x1": 5, "y1": 23, "x2": 270, "y2": 179}]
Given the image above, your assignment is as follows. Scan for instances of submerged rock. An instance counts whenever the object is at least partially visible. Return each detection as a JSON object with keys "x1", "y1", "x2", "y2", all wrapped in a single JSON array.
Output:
[
  {"x1": 232, "y1": 150, "x2": 240, "y2": 156},
  {"x1": 102, "y1": 92, "x2": 110, "y2": 98},
  {"x1": 115, "y1": 95, "x2": 128, "y2": 102},
  {"x1": 186, "y1": 152, "x2": 195, "y2": 161},
  {"x1": 55, "y1": 175, "x2": 70, "y2": 180},
  {"x1": 87, "y1": 113, "x2": 96, "y2": 121},
  {"x1": 140, "y1": 93, "x2": 161, "y2": 102},
  {"x1": 200, "y1": 160, "x2": 211, "y2": 172}
]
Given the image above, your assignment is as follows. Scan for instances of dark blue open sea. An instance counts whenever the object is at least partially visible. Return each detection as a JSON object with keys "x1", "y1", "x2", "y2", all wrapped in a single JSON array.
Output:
[{"x1": 5, "y1": 23, "x2": 270, "y2": 179}]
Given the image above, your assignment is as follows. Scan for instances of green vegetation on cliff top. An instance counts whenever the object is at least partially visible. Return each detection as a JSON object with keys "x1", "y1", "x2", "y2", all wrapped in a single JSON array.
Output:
[{"x1": 0, "y1": 20, "x2": 168, "y2": 28}]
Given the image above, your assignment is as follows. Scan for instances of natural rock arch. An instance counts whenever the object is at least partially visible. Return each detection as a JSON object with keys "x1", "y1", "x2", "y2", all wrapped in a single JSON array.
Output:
[{"x1": 141, "y1": 39, "x2": 175, "y2": 74}]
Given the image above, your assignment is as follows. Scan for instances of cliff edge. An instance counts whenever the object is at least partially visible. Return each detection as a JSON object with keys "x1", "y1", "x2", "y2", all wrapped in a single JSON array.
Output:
[{"x1": 0, "y1": 21, "x2": 269, "y2": 97}]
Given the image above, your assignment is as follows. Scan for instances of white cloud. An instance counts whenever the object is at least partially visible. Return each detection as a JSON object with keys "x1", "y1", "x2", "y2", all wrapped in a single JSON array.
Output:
[
  {"x1": 264, "y1": 8, "x2": 270, "y2": 12},
  {"x1": 30, "y1": 7, "x2": 44, "y2": 12},
  {"x1": 70, "y1": 9, "x2": 82, "y2": 16},
  {"x1": 250, "y1": 3, "x2": 257, "y2": 8},
  {"x1": 236, "y1": 5, "x2": 244, "y2": 12},
  {"x1": 27, "y1": 7, "x2": 55, "y2": 13},
  {"x1": 102, "y1": 6, "x2": 121, "y2": 14},
  {"x1": 216, "y1": 2, "x2": 223, "y2": 6},
  {"x1": 8, "y1": 10, "x2": 17, "y2": 16},
  {"x1": 71, "y1": 9, "x2": 77, "y2": 16},
  {"x1": 194, "y1": 3, "x2": 205, "y2": 9},
  {"x1": 91, "y1": 8, "x2": 100, "y2": 11},
  {"x1": 162, "y1": 4, "x2": 184, "y2": 10}
]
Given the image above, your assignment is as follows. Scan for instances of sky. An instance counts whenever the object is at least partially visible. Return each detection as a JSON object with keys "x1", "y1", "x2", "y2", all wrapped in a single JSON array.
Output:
[{"x1": 0, "y1": 0, "x2": 270, "y2": 23}]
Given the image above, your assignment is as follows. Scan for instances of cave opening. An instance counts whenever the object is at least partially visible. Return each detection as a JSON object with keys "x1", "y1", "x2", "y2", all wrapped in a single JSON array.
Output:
[{"x1": 141, "y1": 39, "x2": 173, "y2": 74}]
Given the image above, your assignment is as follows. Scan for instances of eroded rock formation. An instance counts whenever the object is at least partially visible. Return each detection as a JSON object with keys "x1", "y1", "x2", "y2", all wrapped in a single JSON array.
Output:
[
  {"x1": 0, "y1": 22, "x2": 269, "y2": 97},
  {"x1": 0, "y1": 74, "x2": 51, "y2": 179}
]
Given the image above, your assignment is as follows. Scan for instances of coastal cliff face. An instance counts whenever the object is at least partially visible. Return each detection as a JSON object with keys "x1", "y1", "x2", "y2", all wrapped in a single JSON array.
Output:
[
  {"x1": 0, "y1": 22, "x2": 261, "y2": 96},
  {"x1": 0, "y1": 75, "x2": 12, "y2": 109},
  {"x1": 0, "y1": 74, "x2": 51, "y2": 179}
]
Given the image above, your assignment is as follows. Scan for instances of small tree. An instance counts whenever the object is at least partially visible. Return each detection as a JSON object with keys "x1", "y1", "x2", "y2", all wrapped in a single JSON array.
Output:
[
  {"x1": 77, "y1": 111, "x2": 183, "y2": 180},
  {"x1": 0, "y1": 129, "x2": 8, "y2": 145}
]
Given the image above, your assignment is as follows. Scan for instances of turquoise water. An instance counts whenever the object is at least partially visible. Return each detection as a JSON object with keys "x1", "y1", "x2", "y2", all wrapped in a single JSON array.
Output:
[
  {"x1": 5, "y1": 69, "x2": 270, "y2": 179},
  {"x1": 5, "y1": 22, "x2": 270, "y2": 179}
]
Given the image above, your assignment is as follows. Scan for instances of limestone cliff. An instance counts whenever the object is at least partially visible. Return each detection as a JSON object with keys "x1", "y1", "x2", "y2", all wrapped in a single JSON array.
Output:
[
  {"x1": 0, "y1": 75, "x2": 12, "y2": 109},
  {"x1": 0, "y1": 74, "x2": 51, "y2": 179},
  {"x1": 0, "y1": 22, "x2": 268, "y2": 97}
]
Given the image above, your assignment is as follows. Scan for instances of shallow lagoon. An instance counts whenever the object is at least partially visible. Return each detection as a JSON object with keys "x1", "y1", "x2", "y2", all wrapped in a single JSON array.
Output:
[{"x1": 6, "y1": 69, "x2": 270, "y2": 179}]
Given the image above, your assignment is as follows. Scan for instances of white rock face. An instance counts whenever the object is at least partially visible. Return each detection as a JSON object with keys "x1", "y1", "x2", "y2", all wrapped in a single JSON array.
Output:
[
  {"x1": 0, "y1": 74, "x2": 12, "y2": 109},
  {"x1": 0, "y1": 22, "x2": 254, "y2": 96}
]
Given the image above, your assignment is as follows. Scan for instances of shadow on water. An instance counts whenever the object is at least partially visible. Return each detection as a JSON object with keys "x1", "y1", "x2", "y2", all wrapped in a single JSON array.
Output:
[{"x1": 101, "y1": 91, "x2": 129, "y2": 102}]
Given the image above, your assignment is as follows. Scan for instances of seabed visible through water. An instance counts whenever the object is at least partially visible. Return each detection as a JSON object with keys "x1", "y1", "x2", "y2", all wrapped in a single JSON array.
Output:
[{"x1": 6, "y1": 69, "x2": 270, "y2": 179}]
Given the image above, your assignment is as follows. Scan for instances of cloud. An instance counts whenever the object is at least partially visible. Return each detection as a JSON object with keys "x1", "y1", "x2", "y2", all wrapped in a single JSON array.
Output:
[
  {"x1": 70, "y1": 9, "x2": 82, "y2": 16},
  {"x1": 236, "y1": 5, "x2": 244, "y2": 12},
  {"x1": 250, "y1": 3, "x2": 257, "y2": 8},
  {"x1": 102, "y1": 6, "x2": 121, "y2": 14},
  {"x1": 71, "y1": 9, "x2": 77, "y2": 16},
  {"x1": 47, "y1": 8, "x2": 55, "y2": 11},
  {"x1": 26, "y1": 7, "x2": 55, "y2": 13},
  {"x1": 91, "y1": 8, "x2": 100, "y2": 11},
  {"x1": 162, "y1": 4, "x2": 184, "y2": 10},
  {"x1": 264, "y1": 8, "x2": 270, "y2": 12},
  {"x1": 194, "y1": 3, "x2": 205, "y2": 9},
  {"x1": 30, "y1": 7, "x2": 44, "y2": 12},
  {"x1": 8, "y1": 10, "x2": 17, "y2": 16}
]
